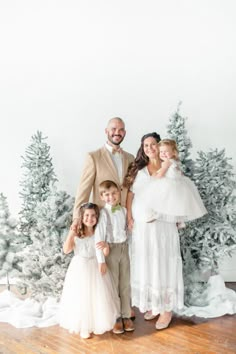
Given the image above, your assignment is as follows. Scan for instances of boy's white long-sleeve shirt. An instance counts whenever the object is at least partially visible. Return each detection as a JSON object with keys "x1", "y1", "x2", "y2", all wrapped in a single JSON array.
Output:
[{"x1": 95, "y1": 204, "x2": 127, "y2": 263}]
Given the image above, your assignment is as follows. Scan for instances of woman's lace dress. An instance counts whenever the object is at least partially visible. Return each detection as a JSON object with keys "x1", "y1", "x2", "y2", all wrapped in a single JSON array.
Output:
[{"x1": 130, "y1": 167, "x2": 184, "y2": 315}]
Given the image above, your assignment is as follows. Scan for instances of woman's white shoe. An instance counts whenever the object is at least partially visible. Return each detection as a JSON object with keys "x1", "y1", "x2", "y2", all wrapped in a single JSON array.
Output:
[
  {"x1": 80, "y1": 332, "x2": 91, "y2": 339},
  {"x1": 144, "y1": 311, "x2": 157, "y2": 320},
  {"x1": 155, "y1": 313, "x2": 172, "y2": 330}
]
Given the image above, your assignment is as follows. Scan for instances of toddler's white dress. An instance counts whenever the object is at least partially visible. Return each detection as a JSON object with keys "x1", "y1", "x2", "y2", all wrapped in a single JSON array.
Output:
[
  {"x1": 59, "y1": 235, "x2": 119, "y2": 336},
  {"x1": 145, "y1": 160, "x2": 207, "y2": 222}
]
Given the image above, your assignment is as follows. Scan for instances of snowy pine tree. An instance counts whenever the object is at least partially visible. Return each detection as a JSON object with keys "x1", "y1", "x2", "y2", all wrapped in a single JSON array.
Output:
[
  {"x1": 165, "y1": 107, "x2": 236, "y2": 306},
  {"x1": 0, "y1": 193, "x2": 22, "y2": 282},
  {"x1": 166, "y1": 103, "x2": 194, "y2": 176},
  {"x1": 181, "y1": 248, "x2": 209, "y2": 307},
  {"x1": 19, "y1": 131, "x2": 57, "y2": 243},
  {"x1": 18, "y1": 185, "x2": 74, "y2": 300},
  {"x1": 181, "y1": 149, "x2": 236, "y2": 274}
]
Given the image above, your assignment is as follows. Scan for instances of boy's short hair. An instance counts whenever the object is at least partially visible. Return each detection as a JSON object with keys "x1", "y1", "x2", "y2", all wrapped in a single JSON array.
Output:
[{"x1": 99, "y1": 180, "x2": 119, "y2": 195}]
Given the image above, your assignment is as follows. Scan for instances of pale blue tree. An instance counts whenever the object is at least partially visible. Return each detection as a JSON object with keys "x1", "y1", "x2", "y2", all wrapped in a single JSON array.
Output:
[
  {"x1": 165, "y1": 107, "x2": 236, "y2": 306},
  {"x1": 0, "y1": 193, "x2": 22, "y2": 287},
  {"x1": 182, "y1": 149, "x2": 236, "y2": 272},
  {"x1": 166, "y1": 102, "x2": 194, "y2": 176},
  {"x1": 19, "y1": 131, "x2": 57, "y2": 243},
  {"x1": 18, "y1": 185, "x2": 74, "y2": 300}
]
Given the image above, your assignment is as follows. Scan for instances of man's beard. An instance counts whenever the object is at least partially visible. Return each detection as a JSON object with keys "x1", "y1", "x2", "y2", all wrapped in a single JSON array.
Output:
[{"x1": 108, "y1": 134, "x2": 125, "y2": 146}]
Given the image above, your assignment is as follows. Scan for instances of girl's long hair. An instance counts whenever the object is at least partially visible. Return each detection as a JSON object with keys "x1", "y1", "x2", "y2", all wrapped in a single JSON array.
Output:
[
  {"x1": 123, "y1": 132, "x2": 161, "y2": 189},
  {"x1": 77, "y1": 202, "x2": 100, "y2": 238}
]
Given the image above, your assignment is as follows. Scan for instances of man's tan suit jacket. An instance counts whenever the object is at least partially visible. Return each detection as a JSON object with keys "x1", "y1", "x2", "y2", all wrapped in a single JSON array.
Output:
[{"x1": 73, "y1": 146, "x2": 134, "y2": 219}]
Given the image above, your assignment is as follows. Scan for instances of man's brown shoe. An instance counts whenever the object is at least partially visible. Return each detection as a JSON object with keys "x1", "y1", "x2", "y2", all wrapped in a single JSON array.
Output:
[
  {"x1": 123, "y1": 318, "x2": 135, "y2": 332},
  {"x1": 113, "y1": 317, "x2": 124, "y2": 334}
]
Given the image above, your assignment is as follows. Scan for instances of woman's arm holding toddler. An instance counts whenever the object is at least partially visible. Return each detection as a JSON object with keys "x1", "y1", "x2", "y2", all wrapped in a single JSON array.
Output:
[{"x1": 155, "y1": 159, "x2": 172, "y2": 178}]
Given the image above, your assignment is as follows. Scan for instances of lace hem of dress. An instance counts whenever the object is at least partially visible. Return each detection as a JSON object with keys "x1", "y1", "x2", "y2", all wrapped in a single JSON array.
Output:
[{"x1": 131, "y1": 285, "x2": 184, "y2": 314}]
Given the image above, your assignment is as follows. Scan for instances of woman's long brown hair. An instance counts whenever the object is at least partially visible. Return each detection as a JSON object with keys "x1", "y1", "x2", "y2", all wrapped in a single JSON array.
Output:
[{"x1": 123, "y1": 132, "x2": 161, "y2": 189}]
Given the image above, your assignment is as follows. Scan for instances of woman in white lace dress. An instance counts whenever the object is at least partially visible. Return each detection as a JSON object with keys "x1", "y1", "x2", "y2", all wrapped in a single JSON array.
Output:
[
  {"x1": 59, "y1": 203, "x2": 119, "y2": 339},
  {"x1": 124, "y1": 133, "x2": 184, "y2": 330}
]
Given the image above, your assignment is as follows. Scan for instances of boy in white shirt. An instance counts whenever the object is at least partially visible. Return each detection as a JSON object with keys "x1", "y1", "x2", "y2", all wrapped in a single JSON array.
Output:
[{"x1": 95, "y1": 180, "x2": 134, "y2": 334}]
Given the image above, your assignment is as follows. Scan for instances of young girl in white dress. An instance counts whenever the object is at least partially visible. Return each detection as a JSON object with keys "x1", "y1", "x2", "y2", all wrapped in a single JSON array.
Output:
[
  {"x1": 145, "y1": 139, "x2": 207, "y2": 224},
  {"x1": 59, "y1": 202, "x2": 119, "y2": 339}
]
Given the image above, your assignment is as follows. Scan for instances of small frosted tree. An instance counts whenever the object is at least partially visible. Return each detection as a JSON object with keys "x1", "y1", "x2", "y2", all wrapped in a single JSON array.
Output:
[
  {"x1": 19, "y1": 131, "x2": 57, "y2": 243},
  {"x1": 18, "y1": 185, "x2": 74, "y2": 300},
  {"x1": 166, "y1": 103, "x2": 194, "y2": 176},
  {"x1": 0, "y1": 193, "x2": 22, "y2": 286}
]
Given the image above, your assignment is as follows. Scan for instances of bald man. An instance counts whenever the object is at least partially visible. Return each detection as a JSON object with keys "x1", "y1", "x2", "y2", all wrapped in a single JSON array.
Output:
[{"x1": 72, "y1": 117, "x2": 134, "y2": 224}]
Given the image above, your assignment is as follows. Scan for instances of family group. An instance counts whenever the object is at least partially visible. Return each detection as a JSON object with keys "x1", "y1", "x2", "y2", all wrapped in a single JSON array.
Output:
[{"x1": 59, "y1": 117, "x2": 207, "y2": 339}]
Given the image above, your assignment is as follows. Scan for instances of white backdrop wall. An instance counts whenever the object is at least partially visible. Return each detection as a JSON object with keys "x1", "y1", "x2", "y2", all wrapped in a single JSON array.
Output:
[{"x1": 0, "y1": 1, "x2": 236, "y2": 279}]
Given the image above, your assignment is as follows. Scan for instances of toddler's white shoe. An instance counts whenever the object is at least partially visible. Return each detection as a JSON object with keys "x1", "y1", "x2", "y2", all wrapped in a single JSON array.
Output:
[{"x1": 177, "y1": 222, "x2": 186, "y2": 229}]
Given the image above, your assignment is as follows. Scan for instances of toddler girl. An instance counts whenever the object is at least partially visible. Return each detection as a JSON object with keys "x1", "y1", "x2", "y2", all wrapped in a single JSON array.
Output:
[{"x1": 145, "y1": 139, "x2": 207, "y2": 223}]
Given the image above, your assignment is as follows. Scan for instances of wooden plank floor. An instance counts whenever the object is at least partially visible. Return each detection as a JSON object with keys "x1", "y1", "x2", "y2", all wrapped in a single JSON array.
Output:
[
  {"x1": 0, "y1": 284, "x2": 235, "y2": 354},
  {"x1": 0, "y1": 309, "x2": 235, "y2": 354}
]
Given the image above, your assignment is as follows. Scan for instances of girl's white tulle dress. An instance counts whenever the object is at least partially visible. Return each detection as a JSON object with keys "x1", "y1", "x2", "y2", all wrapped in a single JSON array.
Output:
[
  {"x1": 59, "y1": 235, "x2": 119, "y2": 336},
  {"x1": 145, "y1": 160, "x2": 207, "y2": 222},
  {"x1": 130, "y1": 167, "x2": 184, "y2": 315}
]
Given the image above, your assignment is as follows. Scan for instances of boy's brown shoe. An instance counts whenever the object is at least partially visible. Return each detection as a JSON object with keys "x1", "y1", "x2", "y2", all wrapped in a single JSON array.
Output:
[
  {"x1": 123, "y1": 318, "x2": 135, "y2": 332},
  {"x1": 112, "y1": 317, "x2": 124, "y2": 334},
  {"x1": 130, "y1": 308, "x2": 136, "y2": 321}
]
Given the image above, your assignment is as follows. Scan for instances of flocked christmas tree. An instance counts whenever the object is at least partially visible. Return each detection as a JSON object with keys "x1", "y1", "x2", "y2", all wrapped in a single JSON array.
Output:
[
  {"x1": 16, "y1": 130, "x2": 75, "y2": 300},
  {"x1": 183, "y1": 149, "x2": 236, "y2": 272},
  {"x1": 19, "y1": 131, "x2": 57, "y2": 244},
  {"x1": 0, "y1": 193, "x2": 22, "y2": 286},
  {"x1": 165, "y1": 106, "x2": 236, "y2": 306},
  {"x1": 165, "y1": 105, "x2": 201, "y2": 304},
  {"x1": 166, "y1": 102, "x2": 194, "y2": 176},
  {"x1": 18, "y1": 185, "x2": 74, "y2": 300}
]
